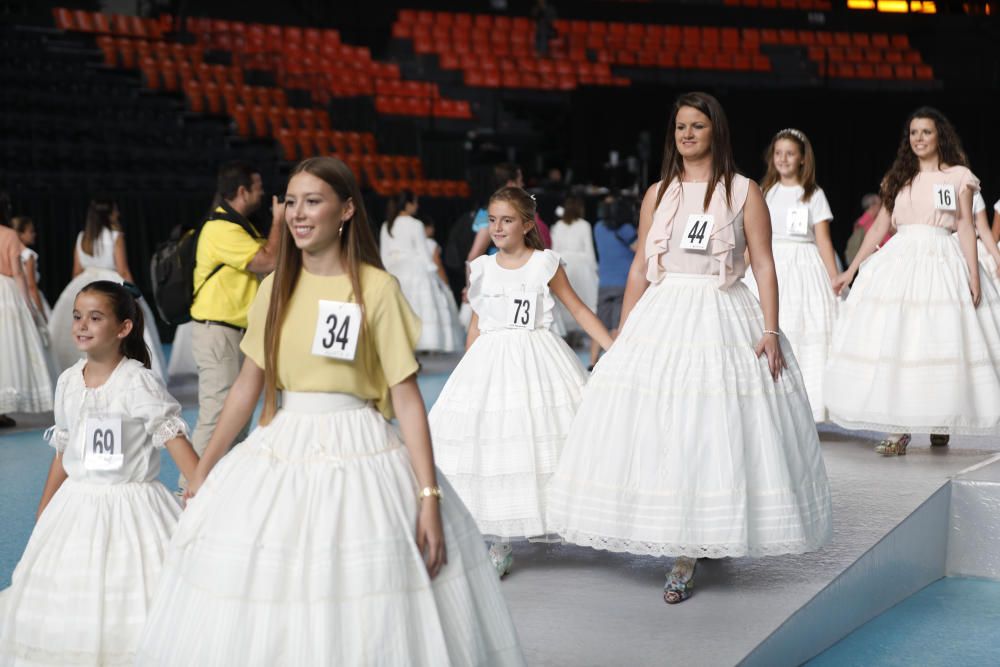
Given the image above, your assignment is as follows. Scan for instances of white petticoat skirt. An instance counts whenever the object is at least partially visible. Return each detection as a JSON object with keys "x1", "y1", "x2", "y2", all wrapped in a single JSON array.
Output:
[
  {"x1": 546, "y1": 273, "x2": 832, "y2": 559},
  {"x1": 0, "y1": 275, "x2": 53, "y2": 414},
  {"x1": 744, "y1": 239, "x2": 839, "y2": 422},
  {"x1": 47, "y1": 268, "x2": 167, "y2": 380},
  {"x1": 136, "y1": 392, "x2": 525, "y2": 666},
  {"x1": 429, "y1": 328, "x2": 588, "y2": 539},
  {"x1": 0, "y1": 480, "x2": 181, "y2": 666},
  {"x1": 826, "y1": 225, "x2": 1000, "y2": 435},
  {"x1": 389, "y1": 261, "x2": 463, "y2": 353},
  {"x1": 166, "y1": 322, "x2": 197, "y2": 379}
]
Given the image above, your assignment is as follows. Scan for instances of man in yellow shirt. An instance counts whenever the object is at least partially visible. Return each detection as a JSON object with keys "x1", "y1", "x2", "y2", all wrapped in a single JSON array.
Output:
[{"x1": 184, "y1": 162, "x2": 280, "y2": 488}]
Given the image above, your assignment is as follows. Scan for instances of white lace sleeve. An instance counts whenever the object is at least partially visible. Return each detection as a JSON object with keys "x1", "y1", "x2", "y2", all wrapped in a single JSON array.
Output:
[
  {"x1": 129, "y1": 367, "x2": 189, "y2": 449},
  {"x1": 151, "y1": 416, "x2": 189, "y2": 449},
  {"x1": 43, "y1": 426, "x2": 69, "y2": 453}
]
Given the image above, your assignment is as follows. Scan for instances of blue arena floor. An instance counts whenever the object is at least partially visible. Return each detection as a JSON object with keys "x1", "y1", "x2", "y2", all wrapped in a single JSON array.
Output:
[{"x1": 808, "y1": 577, "x2": 1000, "y2": 666}]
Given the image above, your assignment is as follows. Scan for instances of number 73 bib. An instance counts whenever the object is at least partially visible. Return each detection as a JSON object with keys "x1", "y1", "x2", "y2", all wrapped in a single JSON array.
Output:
[
  {"x1": 82, "y1": 415, "x2": 123, "y2": 471},
  {"x1": 680, "y1": 214, "x2": 714, "y2": 252},
  {"x1": 312, "y1": 300, "x2": 363, "y2": 361},
  {"x1": 506, "y1": 289, "x2": 538, "y2": 330}
]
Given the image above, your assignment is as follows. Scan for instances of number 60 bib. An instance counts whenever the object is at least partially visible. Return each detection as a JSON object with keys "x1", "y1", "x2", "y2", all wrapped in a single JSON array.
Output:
[
  {"x1": 311, "y1": 300, "x2": 363, "y2": 361},
  {"x1": 82, "y1": 415, "x2": 123, "y2": 471}
]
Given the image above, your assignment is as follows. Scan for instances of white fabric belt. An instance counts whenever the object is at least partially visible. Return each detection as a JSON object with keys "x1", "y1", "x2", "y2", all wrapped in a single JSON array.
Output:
[
  {"x1": 280, "y1": 391, "x2": 368, "y2": 413},
  {"x1": 895, "y1": 224, "x2": 951, "y2": 237},
  {"x1": 773, "y1": 236, "x2": 816, "y2": 244}
]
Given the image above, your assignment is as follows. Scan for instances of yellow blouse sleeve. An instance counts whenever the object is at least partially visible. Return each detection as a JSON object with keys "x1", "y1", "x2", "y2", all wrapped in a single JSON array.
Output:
[
  {"x1": 369, "y1": 275, "x2": 421, "y2": 388},
  {"x1": 239, "y1": 274, "x2": 274, "y2": 370}
]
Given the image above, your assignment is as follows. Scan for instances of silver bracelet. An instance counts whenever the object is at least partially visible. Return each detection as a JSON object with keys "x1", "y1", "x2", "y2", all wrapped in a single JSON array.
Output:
[{"x1": 762, "y1": 329, "x2": 780, "y2": 337}]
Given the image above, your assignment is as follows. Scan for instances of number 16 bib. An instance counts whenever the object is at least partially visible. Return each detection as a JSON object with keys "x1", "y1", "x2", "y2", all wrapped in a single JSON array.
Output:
[{"x1": 312, "y1": 300, "x2": 363, "y2": 361}]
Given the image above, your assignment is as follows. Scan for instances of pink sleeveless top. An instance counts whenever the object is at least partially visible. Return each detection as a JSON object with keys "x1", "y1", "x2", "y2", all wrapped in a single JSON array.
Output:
[{"x1": 645, "y1": 175, "x2": 752, "y2": 287}]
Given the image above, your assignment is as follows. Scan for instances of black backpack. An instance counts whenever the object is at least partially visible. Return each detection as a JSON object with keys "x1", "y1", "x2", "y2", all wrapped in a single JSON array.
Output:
[
  {"x1": 443, "y1": 209, "x2": 478, "y2": 272},
  {"x1": 150, "y1": 206, "x2": 257, "y2": 325}
]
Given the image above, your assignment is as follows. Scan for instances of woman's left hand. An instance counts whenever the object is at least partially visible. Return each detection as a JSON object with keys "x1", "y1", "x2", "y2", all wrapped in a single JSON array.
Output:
[
  {"x1": 755, "y1": 333, "x2": 786, "y2": 381},
  {"x1": 415, "y1": 498, "x2": 447, "y2": 579}
]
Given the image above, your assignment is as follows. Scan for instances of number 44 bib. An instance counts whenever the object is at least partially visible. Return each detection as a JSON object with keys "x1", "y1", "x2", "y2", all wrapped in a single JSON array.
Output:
[
  {"x1": 312, "y1": 300, "x2": 363, "y2": 361},
  {"x1": 83, "y1": 415, "x2": 123, "y2": 471},
  {"x1": 680, "y1": 214, "x2": 714, "y2": 252}
]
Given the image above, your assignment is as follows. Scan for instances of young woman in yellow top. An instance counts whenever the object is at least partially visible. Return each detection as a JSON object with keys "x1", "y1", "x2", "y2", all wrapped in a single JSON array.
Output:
[{"x1": 136, "y1": 157, "x2": 525, "y2": 666}]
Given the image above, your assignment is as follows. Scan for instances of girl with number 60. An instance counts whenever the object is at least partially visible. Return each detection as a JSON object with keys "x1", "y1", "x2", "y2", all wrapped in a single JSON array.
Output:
[
  {"x1": 825, "y1": 107, "x2": 1000, "y2": 455},
  {"x1": 545, "y1": 92, "x2": 832, "y2": 604},
  {"x1": 0, "y1": 280, "x2": 199, "y2": 665},
  {"x1": 429, "y1": 186, "x2": 614, "y2": 578}
]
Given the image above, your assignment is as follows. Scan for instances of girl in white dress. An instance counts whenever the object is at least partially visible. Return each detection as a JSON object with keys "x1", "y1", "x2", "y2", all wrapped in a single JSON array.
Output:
[
  {"x1": 136, "y1": 158, "x2": 525, "y2": 666},
  {"x1": 0, "y1": 281, "x2": 198, "y2": 666},
  {"x1": 424, "y1": 218, "x2": 464, "y2": 349},
  {"x1": 429, "y1": 186, "x2": 614, "y2": 577},
  {"x1": 827, "y1": 107, "x2": 1000, "y2": 454},
  {"x1": 0, "y1": 224, "x2": 53, "y2": 424},
  {"x1": 48, "y1": 199, "x2": 167, "y2": 379},
  {"x1": 546, "y1": 92, "x2": 832, "y2": 604},
  {"x1": 550, "y1": 195, "x2": 599, "y2": 340},
  {"x1": 744, "y1": 129, "x2": 838, "y2": 421},
  {"x1": 380, "y1": 191, "x2": 462, "y2": 353},
  {"x1": 12, "y1": 216, "x2": 51, "y2": 320}
]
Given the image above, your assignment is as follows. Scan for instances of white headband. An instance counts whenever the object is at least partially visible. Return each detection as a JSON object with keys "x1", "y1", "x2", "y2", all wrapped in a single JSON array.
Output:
[{"x1": 777, "y1": 128, "x2": 807, "y2": 143}]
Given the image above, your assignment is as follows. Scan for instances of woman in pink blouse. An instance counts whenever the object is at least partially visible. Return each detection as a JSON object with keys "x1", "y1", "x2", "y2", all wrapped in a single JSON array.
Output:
[{"x1": 826, "y1": 107, "x2": 1000, "y2": 454}]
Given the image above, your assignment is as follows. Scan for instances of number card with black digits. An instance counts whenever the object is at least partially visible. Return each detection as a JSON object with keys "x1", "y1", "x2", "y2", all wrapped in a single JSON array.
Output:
[
  {"x1": 83, "y1": 415, "x2": 123, "y2": 471},
  {"x1": 786, "y1": 206, "x2": 809, "y2": 236},
  {"x1": 680, "y1": 214, "x2": 714, "y2": 252},
  {"x1": 933, "y1": 184, "x2": 956, "y2": 212},
  {"x1": 506, "y1": 289, "x2": 538, "y2": 330},
  {"x1": 312, "y1": 300, "x2": 362, "y2": 361}
]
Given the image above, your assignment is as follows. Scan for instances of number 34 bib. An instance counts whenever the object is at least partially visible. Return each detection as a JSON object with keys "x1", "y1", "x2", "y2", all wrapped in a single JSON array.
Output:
[{"x1": 311, "y1": 300, "x2": 363, "y2": 361}]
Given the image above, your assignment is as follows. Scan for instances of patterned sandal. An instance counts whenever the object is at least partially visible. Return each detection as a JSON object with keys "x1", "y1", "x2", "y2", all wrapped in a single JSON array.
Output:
[
  {"x1": 930, "y1": 434, "x2": 950, "y2": 447},
  {"x1": 663, "y1": 557, "x2": 697, "y2": 604},
  {"x1": 876, "y1": 433, "x2": 911, "y2": 457}
]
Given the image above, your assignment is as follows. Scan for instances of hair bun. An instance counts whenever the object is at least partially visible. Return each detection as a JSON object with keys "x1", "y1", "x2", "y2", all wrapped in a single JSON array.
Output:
[{"x1": 121, "y1": 282, "x2": 142, "y2": 299}]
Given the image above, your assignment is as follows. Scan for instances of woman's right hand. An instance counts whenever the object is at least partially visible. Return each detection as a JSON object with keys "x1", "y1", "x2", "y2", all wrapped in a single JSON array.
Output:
[{"x1": 183, "y1": 470, "x2": 207, "y2": 504}]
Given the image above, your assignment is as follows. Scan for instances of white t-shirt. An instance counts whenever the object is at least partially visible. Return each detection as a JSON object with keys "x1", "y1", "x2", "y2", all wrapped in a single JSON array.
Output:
[{"x1": 764, "y1": 184, "x2": 834, "y2": 242}]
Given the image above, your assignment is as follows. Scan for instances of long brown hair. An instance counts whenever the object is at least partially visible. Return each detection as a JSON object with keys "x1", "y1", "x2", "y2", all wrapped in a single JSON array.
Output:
[
  {"x1": 384, "y1": 189, "x2": 416, "y2": 237},
  {"x1": 488, "y1": 186, "x2": 545, "y2": 251},
  {"x1": 760, "y1": 128, "x2": 819, "y2": 202},
  {"x1": 78, "y1": 281, "x2": 151, "y2": 368},
  {"x1": 81, "y1": 198, "x2": 119, "y2": 255},
  {"x1": 561, "y1": 195, "x2": 585, "y2": 224},
  {"x1": 655, "y1": 92, "x2": 738, "y2": 211},
  {"x1": 880, "y1": 107, "x2": 969, "y2": 213},
  {"x1": 260, "y1": 157, "x2": 383, "y2": 424}
]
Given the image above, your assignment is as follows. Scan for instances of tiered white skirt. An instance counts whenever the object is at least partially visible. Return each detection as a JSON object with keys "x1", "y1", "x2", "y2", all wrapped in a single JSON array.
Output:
[
  {"x1": 744, "y1": 240, "x2": 838, "y2": 421},
  {"x1": 429, "y1": 329, "x2": 588, "y2": 539},
  {"x1": 390, "y1": 262, "x2": 463, "y2": 353},
  {"x1": 166, "y1": 322, "x2": 197, "y2": 379},
  {"x1": 0, "y1": 480, "x2": 181, "y2": 666},
  {"x1": 136, "y1": 392, "x2": 525, "y2": 666},
  {"x1": 47, "y1": 268, "x2": 167, "y2": 380},
  {"x1": 546, "y1": 274, "x2": 832, "y2": 558},
  {"x1": 826, "y1": 225, "x2": 1000, "y2": 435},
  {"x1": 0, "y1": 276, "x2": 53, "y2": 414}
]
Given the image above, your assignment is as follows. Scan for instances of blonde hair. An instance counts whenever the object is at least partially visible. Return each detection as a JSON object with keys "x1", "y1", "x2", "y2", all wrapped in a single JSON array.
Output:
[
  {"x1": 488, "y1": 186, "x2": 545, "y2": 251},
  {"x1": 760, "y1": 128, "x2": 818, "y2": 202}
]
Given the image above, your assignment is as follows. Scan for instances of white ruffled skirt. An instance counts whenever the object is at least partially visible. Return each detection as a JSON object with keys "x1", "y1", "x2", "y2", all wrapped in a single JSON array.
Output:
[
  {"x1": 47, "y1": 268, "x2": 167, "y2": 380},
  {"x1": 166, "y1": 322, "x2": 197, "y2": 379},
  {"x1": 136, "y1": 392, "x2": 525, "y2": 666},
  {"x1": 0, "y1": 479, "x2": 181, "y2": 666},
  {"x1": 546, "y1": 274, "x2": 832, "y2": 558},
  {"x1": 554, "y1": 252, "x2": 598, "y2": 335},
  {"x1": 826, "y1": 225, "x2": 1000, "y2": 435},
  {"x1": 0, "y1": 276, "x2": 53, "y2": 414},
  {"x1": 388, "y1": 260, "x2": 463, "y2": 353},
  {"x1": 744, "y1": 240, "x2": 839, "y2": 421},
  {"x1": 429, "y1": 328, "x2": 588, "y2": 539}
]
